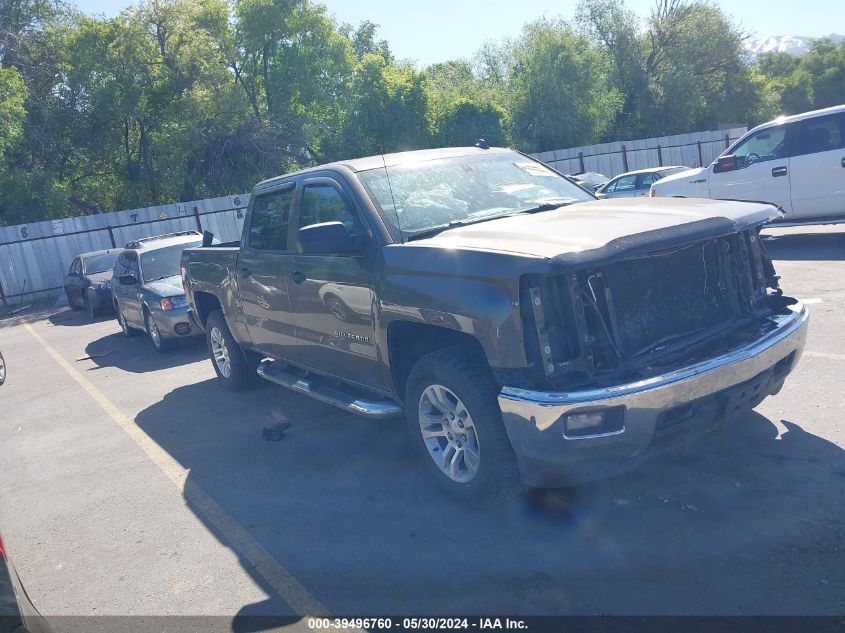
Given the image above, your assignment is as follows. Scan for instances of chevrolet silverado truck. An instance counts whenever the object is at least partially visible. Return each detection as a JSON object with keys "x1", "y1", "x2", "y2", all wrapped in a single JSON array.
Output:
[{"x1": 181, "y1": 146, "x2": 809, "y2": 501}]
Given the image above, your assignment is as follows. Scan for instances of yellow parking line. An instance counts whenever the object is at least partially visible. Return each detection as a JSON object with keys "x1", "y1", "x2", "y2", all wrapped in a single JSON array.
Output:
[{"x1": 23, "y1": 323, "x2": 328, "y2": 618}]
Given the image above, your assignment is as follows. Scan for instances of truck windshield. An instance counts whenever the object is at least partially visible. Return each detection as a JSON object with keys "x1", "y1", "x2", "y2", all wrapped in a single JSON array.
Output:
[
  {"x1": 357, "y1": 151, "x2": 594, "y2": 240},
  {"x1": 141, "y1": 241, "x2": 202, "y2": 283}
]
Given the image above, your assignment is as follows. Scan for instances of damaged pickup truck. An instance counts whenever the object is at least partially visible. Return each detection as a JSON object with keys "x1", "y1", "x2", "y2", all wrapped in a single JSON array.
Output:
[{"x1": 181, "y1": 146, "x2": 808, "y2": 501}]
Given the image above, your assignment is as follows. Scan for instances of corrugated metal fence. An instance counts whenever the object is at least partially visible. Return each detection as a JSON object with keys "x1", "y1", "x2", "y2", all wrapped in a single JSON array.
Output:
[
  {"x1": 0, "y1": 126, "x2": 749, "y2": 306},
  {"x1": 530, "y1": 127, "x2": 747, "y2": 177},
  {"x1": 0, "y1": 193, "x2": 250, "y2": 305}
]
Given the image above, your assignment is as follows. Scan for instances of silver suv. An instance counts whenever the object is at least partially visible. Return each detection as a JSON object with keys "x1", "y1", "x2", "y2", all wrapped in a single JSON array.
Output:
[{"x1": 111, "y1": 231, "x2": 203, "y2": 352}]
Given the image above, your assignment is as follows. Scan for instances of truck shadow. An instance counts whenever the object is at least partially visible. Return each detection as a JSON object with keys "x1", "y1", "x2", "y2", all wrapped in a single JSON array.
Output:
[
  {"x1": 81, "y1": 331, "x2": 206, "y2": 372},
  {"x1": 761, "y1": 229, "x2": 845, "y2": 261},
  {"x1": 133, "y1": 380, "x2": 845, "y2": 621}
]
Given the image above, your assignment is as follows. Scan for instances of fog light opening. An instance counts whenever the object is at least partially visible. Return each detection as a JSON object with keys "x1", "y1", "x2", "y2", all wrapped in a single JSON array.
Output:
[
  {"x1": 174, "y1": 322, "x2": 192, "y2": 336},
  {"x1": 563, "y1": 406, "x2": 625, "y2": 439}
]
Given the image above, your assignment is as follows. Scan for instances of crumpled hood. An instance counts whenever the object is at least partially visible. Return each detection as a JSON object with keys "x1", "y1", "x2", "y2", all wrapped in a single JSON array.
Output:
[
  {"x1": 413, "y1": 197, "x2": 780, "y2": 260},
  {"x1": 142, "y1": 274, "x2": 184, "y2": 297}
]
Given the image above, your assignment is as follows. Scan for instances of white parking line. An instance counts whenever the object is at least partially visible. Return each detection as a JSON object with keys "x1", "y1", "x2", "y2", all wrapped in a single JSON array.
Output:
[{"x1": 804, "y1": 351, "x2": 845, "y2": 362}]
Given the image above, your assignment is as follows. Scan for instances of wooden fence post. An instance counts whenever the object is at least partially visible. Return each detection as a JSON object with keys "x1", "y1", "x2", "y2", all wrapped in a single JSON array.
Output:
[
  {"x1": 193, "y1": 206, "x2": 202, "y2": 233},
  {"x1": 697, "y1": 140, "x2": 704, "y2": 167},
  {"x1": 657, "y1": 145, "x2": 663, "y2": 167},
  {"x1": 725, "y1": 133, "x2": 731, "y2": 150},
  {"x1": 621, "y1": 145, "x2": 629, "y2": 172},
  {"x1": 578, "y1": 152, "x2": 585, "y2": 173}
]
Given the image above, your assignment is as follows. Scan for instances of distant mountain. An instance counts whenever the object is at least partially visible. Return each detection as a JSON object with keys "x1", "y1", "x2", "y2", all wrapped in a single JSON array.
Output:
[{"x1": 744, "y1": 34, "x2": 845, "y2": 61}]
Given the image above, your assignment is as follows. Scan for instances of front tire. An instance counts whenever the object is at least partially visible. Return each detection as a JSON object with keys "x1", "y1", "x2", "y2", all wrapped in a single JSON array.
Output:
[
  {"x1": 0, "y1": 351, "x2": 6, "y2": 385},
  {"x1": 405, "y1": 347, "x2": 519, "y2": 503},
  {"x1": 145, "y1": 310, "x2": 175, "y2": 353},
  {"x1": 206, "y1": 310, "x2": 256, "y2": 391},
  {"x1": 85, "y1": 292, "x2": 99, "y2": 319},
  {"x1": 117, "y1": 305, "x2": 140, "y2": 337}
]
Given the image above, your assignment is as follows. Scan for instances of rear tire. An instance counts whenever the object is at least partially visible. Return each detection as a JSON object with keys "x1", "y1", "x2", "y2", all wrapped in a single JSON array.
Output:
[
  {"x1": 145, "y1": 310, "x2": 175, "y2": 353},
  {"x1": 405, "y1": 347, "x2": 519, "y2": 504},
  {"x1": 206, "y1": 310, "x2": 256, "y2": 391},
  {"x1": 0, "y1": 351, "x2": 6, "y2": 385}
]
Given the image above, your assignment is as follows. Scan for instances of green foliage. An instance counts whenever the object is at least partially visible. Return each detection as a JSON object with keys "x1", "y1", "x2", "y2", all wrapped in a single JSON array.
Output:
[
  {"x1": 0, "y1": 65, "x2": 26, "y2": 155},
  {"x1": 507, "y1": 19, "x2": 621, "y2": 152},
  {"x1": 0, "y1": 0, "x2": 843, "y2": 226}
]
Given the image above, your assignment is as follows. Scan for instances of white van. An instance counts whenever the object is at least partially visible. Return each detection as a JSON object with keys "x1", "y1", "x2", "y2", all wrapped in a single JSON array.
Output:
[{"x1": 651, "y1": 104, "x2": 845, "y2": 224}]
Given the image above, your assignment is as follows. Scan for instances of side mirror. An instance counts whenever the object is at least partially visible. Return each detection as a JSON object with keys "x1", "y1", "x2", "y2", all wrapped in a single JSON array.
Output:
[
  {"x1": 713, "y1": 155, "x2": 739, "y2": 174},
  {"x1": 118, "y1": 274, "x2": 137, "y2": 286},
  {"x1": 298, "y1": 221, "x2": 360, "y2": 254}
]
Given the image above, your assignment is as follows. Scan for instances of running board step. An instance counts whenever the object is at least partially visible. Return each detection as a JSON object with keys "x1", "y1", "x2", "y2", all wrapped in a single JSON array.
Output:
[{"x1": 257, "y1": 361, "x2": 402, "y2": 420}]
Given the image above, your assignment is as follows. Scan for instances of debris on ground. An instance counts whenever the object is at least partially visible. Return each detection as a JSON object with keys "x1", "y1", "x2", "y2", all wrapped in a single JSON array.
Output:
[
  {"x1": 75, "y1": 351, "x2": 113, "y2": 362},
  {"x1": 262, "y1": 421, "x2": 290, "y2": 441}
]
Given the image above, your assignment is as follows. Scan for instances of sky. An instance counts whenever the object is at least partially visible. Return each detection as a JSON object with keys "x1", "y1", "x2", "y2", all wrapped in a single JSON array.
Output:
[{"x1": 73, "y1": 0, "x2": 838, "y2": 68}]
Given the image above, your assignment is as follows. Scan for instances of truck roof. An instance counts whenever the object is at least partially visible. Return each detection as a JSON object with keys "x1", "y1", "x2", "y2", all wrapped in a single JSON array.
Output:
[{"x1": 256, "y1": 146, "x2": 514, "y2": 189}]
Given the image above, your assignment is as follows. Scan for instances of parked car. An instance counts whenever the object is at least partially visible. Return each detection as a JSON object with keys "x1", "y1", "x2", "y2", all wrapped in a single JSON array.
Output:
[
  {"x1": 596, "y1": 166, "x2": 689, "y2": 199},
  {"x1": 0, "y1": 351, "x2": 5, "y2": 386},
  {"x1": 651, "y1": 103, "x2": 845, "y2": 224},
  {"x1": 567, "y1": 171, "x2": 609, "y2": 192},
  {"x1": 0, "y1": 533, "x2": 52, "y2": 633},
  {"x1": 111, "y1": 231, "x2": 203, "y2": 352},
  {"x1": 63, "y1": 249, "x2": 120, "y2": 318},
  {"x1": 182, "y1": 145, "x2": 807, "y2": 502}
]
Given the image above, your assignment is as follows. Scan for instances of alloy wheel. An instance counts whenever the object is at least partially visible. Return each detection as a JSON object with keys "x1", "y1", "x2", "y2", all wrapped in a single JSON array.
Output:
[
  {"x1": 210, "y1": 326, "x2": 231, "y2": 378},
  {"x1": 418, "y1": 384, "x2": 481, "y2": 483}
]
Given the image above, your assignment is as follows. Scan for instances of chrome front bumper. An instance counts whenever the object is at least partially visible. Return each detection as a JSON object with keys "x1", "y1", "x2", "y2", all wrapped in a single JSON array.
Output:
[{"x1": 498, "y1": 302, "x2": 810, "y2": 487}]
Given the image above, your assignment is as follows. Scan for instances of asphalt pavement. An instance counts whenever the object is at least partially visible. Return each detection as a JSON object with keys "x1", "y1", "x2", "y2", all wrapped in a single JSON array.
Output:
[{"x1": 0, "y1": 224, "x2": 843, "y2": 628}]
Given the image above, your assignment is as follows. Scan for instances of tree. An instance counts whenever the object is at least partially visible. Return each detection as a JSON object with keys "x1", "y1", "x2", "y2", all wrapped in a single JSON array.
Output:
[
  {"x1": 340, "y1": 52, "x2": 430, "y2": 157},
  {"x1": 507, "y1": 18, "x2": 620, "y2": 152}
]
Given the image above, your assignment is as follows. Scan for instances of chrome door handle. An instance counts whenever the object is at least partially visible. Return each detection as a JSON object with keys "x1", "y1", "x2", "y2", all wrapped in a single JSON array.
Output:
[{"x1": 772, "y1": 166, "x2": 788, "y2": 177}]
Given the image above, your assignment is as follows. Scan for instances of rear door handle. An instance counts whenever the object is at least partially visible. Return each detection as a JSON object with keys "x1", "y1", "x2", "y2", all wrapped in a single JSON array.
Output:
[
  {"x1": 772, "y1": 166, "x2": 788, "y2": 177},
  {"x1": 238, "y1": 267, "x2": 251, "y2": 278},
  {"x1": 290, "y1": 271, "x2": 306, "y2": 284},
  {"x1": 841, "y1": 157, "x2": 845, "y2": 168}
]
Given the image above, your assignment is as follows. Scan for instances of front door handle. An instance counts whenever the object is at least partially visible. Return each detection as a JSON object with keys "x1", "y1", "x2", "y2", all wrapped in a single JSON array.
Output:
[
  {"x1": 290, "y1": 271, "x2": 306, "y2": 284},
  {"x1": 238, "y1": 267, "x2": 251, "y2": 278},
  {"x1": 772, "y1": 166, "x2": 788, "y2": 177}
]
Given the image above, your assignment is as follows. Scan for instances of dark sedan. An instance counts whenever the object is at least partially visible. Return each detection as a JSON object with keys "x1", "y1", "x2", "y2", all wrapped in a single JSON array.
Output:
[
  {"x1": 0, "y1": 534, "x2": 51, "y2": 633},
  {"x1": 63, "y1": 249, "x2": 120, "y2": 318}
]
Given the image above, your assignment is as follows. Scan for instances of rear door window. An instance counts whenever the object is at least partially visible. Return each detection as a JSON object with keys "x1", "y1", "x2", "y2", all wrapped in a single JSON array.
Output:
[
  {"x1": 795, "y1": 114, "x2": 845, "y2": 156},
  {"x1": 637, "y1": 173, "x2": 658, "y2": 190},
  {"x1": 248, "y1": 186, "x2": 295, "y2": 251}
]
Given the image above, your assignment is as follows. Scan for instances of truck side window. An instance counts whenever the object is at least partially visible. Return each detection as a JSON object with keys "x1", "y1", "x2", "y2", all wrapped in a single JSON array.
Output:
[
  {"x1": 299, "y1": 184, "x2": 361, "y2": 233},
  {"x1": 248, "y1": 187, "x2": 294, "y2": 251},
  {"x1": 731, "y1": 126, "x2": 788, "y2": 167},
  {"x1": 795, "y1": 114, "x2": 844, "y2": 156}
]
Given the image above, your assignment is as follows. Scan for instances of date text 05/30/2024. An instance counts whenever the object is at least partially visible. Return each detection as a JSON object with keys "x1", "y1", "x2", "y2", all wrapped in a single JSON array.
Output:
[{"x1": 307, "y1": 618, "x2": 528, "y2": 630}]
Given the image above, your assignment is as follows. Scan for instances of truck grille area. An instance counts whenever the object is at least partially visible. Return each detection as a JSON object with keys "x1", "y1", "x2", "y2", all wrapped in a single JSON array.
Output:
[{"x1": 601, "y1": 240, "x2": 729, "y2": 357}]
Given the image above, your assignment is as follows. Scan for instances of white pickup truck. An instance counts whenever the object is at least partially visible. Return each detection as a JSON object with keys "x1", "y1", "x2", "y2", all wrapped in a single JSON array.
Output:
[{"x1": 651, "y1": 104, "x2": 845, "y2": 225}]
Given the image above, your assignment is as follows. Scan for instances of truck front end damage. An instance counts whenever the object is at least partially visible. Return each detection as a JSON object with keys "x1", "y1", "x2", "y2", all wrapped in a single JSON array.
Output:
[{"x1": 499, "y1": 220, "x2": 809, "y2": 487}]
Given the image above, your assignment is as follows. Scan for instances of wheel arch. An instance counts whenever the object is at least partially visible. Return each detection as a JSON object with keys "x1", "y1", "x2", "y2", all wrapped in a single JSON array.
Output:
[{"x1": 387, "y1": 321, "x2": 489, "y2": 402}]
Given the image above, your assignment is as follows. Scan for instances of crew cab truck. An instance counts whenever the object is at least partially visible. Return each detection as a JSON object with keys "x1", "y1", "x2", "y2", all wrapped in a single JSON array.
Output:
[{"x1": 181, "y1": 146, "x2": 809, "y2": 501}]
